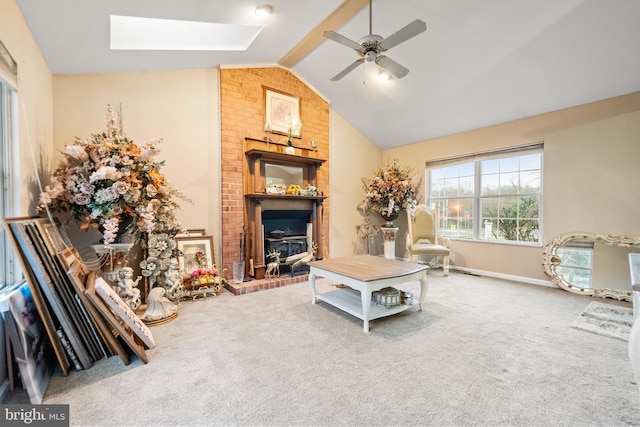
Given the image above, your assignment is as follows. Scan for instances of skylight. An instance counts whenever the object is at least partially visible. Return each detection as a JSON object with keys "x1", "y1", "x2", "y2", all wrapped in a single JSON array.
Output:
[{"x1": 110, "y1": 15, "x2": 263, "y2": 51}]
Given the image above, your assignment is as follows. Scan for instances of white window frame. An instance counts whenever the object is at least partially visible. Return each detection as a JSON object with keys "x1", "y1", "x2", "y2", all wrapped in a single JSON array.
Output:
[
  {"x1": 426, "y1": 143, "x2": 543, "y2": 245},
  {"x1": 0, "y1": 40, "x2": 20, "y2": 289}
]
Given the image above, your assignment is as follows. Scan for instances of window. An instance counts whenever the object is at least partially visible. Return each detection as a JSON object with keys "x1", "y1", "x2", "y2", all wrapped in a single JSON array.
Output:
[
  {"x1": 1, "y1": 40, "x2": 19, "y2": 289},
  {"x1": 427, "y1": 144, "x2": 542, "y2": 244}
]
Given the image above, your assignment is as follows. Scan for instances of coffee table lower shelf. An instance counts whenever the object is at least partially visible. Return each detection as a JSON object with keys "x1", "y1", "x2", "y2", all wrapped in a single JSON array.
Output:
[{"x1": 316, "y1": 288, "x2": 413, "y2": 321}]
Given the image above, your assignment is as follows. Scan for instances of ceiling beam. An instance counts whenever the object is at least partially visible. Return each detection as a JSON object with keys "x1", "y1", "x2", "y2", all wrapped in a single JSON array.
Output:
[{"x1": 278, "y1": 0, "x2": 369, "y2": 68}]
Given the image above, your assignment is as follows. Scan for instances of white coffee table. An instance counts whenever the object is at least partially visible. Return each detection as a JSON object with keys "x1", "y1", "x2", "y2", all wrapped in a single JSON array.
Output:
[{"x1": 308, "y1": 255, "x2": 428, "y2": 332}]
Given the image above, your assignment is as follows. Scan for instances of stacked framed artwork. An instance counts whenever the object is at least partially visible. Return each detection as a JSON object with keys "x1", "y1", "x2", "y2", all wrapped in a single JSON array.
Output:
[
  {"x1": 3, "y1": 216, "x2": 156, "y2": 401},
  {"x1": 0, "y1": 281, "x2": 57, "y2": 404}
]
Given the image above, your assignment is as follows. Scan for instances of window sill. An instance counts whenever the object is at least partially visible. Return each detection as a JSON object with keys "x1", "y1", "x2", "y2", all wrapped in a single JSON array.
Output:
[{"x1": 446, "y1": 237, "x2": 542, "y2": 248}]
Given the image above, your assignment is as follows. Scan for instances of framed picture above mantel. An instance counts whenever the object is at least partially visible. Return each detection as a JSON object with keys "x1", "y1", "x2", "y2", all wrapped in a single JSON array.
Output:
[{"x1": 264, "y1": 87, "x2": 301, "y2": 138}]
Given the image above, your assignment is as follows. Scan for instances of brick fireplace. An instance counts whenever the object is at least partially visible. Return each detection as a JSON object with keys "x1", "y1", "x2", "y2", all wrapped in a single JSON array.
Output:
[{"x1": 219, "y1": 67, "x2": 330, "y2": 294}]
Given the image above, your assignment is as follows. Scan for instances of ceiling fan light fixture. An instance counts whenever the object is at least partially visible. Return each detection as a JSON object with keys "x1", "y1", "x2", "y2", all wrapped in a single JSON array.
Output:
[
  {"x1": 378, "y1": 69, "x2": 392, "y2": 81},
  {"x1": 255, "y1": 5, "x2": 273, "y2": 17},
  {"x1": 322, "y1": 0, "x2": 426, "y2": 82}
]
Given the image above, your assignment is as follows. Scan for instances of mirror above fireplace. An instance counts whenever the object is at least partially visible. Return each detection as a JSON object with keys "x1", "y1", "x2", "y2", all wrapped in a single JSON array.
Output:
[{"x1": 265, "y1": 164, "x2": 303, "y2": 188}]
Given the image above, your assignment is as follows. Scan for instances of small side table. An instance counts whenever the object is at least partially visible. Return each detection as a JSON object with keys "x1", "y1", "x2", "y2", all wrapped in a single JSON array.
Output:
[{"x1": 381, "y1": 226, "x2": 399, "y2": 260}]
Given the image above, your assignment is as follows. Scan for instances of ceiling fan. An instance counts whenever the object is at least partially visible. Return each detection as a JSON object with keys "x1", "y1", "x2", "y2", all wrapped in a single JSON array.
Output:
[{"x1": 322, "y1": 0, "x2": 427, "y2": 81}]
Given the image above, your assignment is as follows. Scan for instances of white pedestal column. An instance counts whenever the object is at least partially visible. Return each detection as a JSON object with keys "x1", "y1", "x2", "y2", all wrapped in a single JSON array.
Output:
[{"x1": 381, "y1": 226, "x2": 399, "y2": 260}]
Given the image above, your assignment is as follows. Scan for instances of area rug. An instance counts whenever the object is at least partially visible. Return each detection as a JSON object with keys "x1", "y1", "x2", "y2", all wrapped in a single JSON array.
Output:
[{"x1": 571, "y1": 301, "x2": 633, "y2": 341}]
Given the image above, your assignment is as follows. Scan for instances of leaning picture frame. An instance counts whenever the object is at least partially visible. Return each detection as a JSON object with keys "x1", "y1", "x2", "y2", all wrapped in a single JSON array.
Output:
[
  {"x1": 33, "y1": 217, "x2": 70, "y2": 254},
  {"x1": 176, "y1": 235, "x2": 215, "y2": 272},
  {"x1": 93, "y1": 276, "x2": 156, "y2": 350},
  {"x1": 84, "y1": 272, "x2": 149, "y2": 364},
  {"x1": 264, "y1": 87, "x2": 301, "y2": 137},
  {"x1": 175, "y1": 228, "x2": 206, "y2": 238},
  {"x1": 26, "y1": 221, "x2": 106, "y2": 363},
  {"x1": 3, "y1": 217, "x2": 72, "y2": 376},
  {"x1": 0, "y1": 282, "x2": 57, "y2": 404},
  {"x1": 24, "y1": 221, "x2": 106, "y2": 364},
  {"x1": 65, "y1": 258, "x2": 125, "y2": 363}
]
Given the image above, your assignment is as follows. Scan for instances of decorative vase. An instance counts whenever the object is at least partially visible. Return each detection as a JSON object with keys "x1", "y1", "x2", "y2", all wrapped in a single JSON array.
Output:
[
  {"x1": 285, "y1": 145, "x2": 295, "y2": 154},
  {"x1": 380, "y1": 211, "x2": 399, "y2": 228}
]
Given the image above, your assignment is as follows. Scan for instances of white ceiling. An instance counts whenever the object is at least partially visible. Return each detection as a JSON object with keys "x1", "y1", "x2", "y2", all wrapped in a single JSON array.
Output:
[{"x1": 15, "y1": 0, "x2": 640, "y2": 150}]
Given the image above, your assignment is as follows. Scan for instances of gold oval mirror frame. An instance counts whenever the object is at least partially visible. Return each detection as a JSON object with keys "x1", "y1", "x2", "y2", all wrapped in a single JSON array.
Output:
[{"x1": 542, "y1": 232, "x2": 640, "y2": 302}]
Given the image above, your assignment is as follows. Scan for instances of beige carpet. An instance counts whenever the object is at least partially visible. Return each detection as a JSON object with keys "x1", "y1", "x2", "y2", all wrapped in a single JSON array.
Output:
[{"x1": 4, "y1": 271, "x2": 640, "y2": 427}]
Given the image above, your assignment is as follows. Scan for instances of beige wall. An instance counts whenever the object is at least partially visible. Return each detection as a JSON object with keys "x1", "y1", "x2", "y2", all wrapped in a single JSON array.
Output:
[
  {"x1": 387, "y1": 92, "x2": 640, "y2": 282},
  {"x1": 329, "y1": 110, "x2": 382, "y2": 258},
  {"x1": 52, "y1": 70, "x2": 221, "y2": 265},
  {"x1": 0, "y1": 0, "x2": 54, "y2": 215}
]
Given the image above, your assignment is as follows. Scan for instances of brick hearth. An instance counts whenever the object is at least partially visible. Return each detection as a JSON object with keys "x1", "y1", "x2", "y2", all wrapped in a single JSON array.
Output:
[{"x1": 225, "y1": 274, "x2": 309, "y2": 295}]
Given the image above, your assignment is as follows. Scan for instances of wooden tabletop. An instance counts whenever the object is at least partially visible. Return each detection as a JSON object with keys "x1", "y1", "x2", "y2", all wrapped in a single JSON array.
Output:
[{"x1": 308, "y1": 255, "x2": 428, "y2": 282}]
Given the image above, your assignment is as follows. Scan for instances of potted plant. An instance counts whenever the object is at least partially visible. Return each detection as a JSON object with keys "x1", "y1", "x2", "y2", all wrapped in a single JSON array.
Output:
[{"x1": 285, "y1": 119, "x2": 301, "y2": 154}]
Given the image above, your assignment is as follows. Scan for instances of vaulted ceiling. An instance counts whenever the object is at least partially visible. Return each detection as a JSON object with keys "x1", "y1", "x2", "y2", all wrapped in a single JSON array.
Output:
[{"x1": 15, "y1": 0, "x2": 640, "y2": 149}]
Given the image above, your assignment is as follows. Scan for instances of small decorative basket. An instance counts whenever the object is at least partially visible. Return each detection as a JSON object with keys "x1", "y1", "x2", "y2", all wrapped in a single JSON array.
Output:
[
  {"x1": 373, "y1": 287, "x2": 402, "y2": 308},
  {"x1": 184, "y1": 274, "x2": 219, "y2": 290}
]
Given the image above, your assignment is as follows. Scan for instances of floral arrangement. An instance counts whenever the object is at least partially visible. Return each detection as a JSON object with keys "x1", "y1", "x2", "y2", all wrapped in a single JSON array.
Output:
[
  {"x1": 361, "y1": 159, "x2": 422, "y2": 218},
  {"x1": 139, "y1": 233, "x2": 177, "y2": 278},
  {"x1": 38, "y1": 105, "x2": 191, "y2": 245},
  {"x1": 286, "y1": 118, "x2": 301, "y2": 146},
  {"x1": 188, "y1": 266, "x2": 220, "y2": 280}
]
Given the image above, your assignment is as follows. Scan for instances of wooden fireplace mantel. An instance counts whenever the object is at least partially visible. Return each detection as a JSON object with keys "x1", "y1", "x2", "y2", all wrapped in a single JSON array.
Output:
[
  {"x1": 244, "y1": 137, "x2": 327, "y2": 165},
  {"x1": 246, "y1": 194, "x2": 327, "y2": 201},
  {"x1": 243, "y1": 138, "x2": 327, "y2": 279},
  {"x1": 245, "y1": 149, "x2": 326, "y2": 167}
]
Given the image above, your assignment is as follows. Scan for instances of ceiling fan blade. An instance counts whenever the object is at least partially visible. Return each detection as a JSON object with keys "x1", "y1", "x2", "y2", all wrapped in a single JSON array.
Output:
[
  {"x1": 378, "y1": 19, "x2": 427, "y2": 51},
  {"x1": 323, "y1": 30, "x2": 363, "y2": 52},
  {"x1": 330, "y1": 58, "x2": 365, "y2": 81},
  {"x1": 375, "y1": 55, "x2": 409, "y2": 78}
]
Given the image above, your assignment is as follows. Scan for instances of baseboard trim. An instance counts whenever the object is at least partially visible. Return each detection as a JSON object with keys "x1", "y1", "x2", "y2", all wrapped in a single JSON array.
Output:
[
  {"x1": 398, "y1": 257, "x2": 557, "y2": 288},
  {"x1": 450, "y1": 266, "x2": 557, "y2": 288}
]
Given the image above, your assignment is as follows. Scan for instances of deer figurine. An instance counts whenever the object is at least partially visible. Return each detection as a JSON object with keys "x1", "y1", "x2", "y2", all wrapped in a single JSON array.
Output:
[{"x1": 265, "y1": 249, "x2": 281, "y2": 279}]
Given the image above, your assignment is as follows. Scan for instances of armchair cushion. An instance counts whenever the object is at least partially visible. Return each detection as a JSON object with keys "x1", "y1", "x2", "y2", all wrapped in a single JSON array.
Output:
[{"x1": 409, "y1": 240, "x2": 450, "y2": 256}]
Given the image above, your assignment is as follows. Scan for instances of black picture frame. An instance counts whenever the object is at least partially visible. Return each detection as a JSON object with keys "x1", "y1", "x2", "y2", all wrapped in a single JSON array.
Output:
[
  {"x1": 7, "y1": 218, "x2": 92, "y2": 370},
  {"x1": 25, "y1": 222, "x2": 105, "y2": 362},
  {"x1": 31, "y1": 220, "x2": 108, "y2": 361},
  {"x1": 3, "y1": 217, "x2": 71, "y2": 376},
  {"x1": 66, "y1": 259, "x2": 131, "y2": 366}
]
